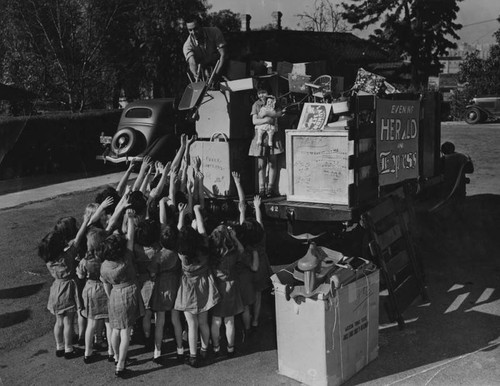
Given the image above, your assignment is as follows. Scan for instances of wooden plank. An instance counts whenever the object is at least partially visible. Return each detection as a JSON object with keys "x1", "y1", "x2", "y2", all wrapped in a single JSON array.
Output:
[
  {"x1": 386, "y1": 250, "x2": 410, "y2": 277},
  {"x1": 365, "y1": 198, "x2": 396, "y2": 224},
  {"x1": 375, "y1": 224, "x2": 403, "y2": 251},
  {"x1": 394, "y1": 275, "x2": 420, "y2": 312}
]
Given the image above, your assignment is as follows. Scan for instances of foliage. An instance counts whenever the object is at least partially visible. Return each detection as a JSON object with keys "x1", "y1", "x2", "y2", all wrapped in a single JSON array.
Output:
[
  {"x1": 0, "y1": 0, "x2": 209, "y2": 112},
  {"x1": 206, "y1": 9, "x2": 241, "y2": 35},
  {"x1": 342, "y1": 0, "x2": 463, "y2": 90},
  {"x1": 451, "y1": 29, "x2": 500, "y2": 119},
  {"x1": 296, "y1": 0, "x2": 349, "y2": 32}
]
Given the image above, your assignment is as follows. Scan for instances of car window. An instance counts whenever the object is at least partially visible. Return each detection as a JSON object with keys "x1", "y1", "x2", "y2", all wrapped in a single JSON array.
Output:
[{"x1": 125, "y1": 108, "x2": 153, "y2": 118}]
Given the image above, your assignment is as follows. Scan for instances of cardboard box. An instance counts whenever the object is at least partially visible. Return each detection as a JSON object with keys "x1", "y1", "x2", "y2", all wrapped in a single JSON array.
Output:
[
  {"x1": 272, "y1": 269, "x2": 379, "y2": 386},
  {"x1": 189, "y1": 137, "x2": 253, "y2": 197},
  {"x1": 291, "y1": 61, "x2": 327, "y2": 79},
  {"x1": 196, "y1": 89, "x2": 254, "y2": 139}
]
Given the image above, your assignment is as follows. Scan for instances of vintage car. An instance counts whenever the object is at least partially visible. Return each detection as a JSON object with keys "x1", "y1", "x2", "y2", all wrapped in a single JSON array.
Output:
[
  {"x1": 464, "y1": 96, "x2": 500, "y2": 124},
  {"x1": 97, "y1": 98, "x2": 193, "y2": 164}
]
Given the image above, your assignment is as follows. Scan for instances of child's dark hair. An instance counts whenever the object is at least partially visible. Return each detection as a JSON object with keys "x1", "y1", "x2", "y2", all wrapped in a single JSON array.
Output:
[
  {"x1": 38, "y1": 231, "x2": 66, "y2": 263},
  {"x1": 95, "y1": 186, "x2": 120, "y2": 215},
  {"x1": 128, "y1": 191, "x2": 147, "y2": 216},
  {"x1": 175, "y1": 191, "x2": 188, "y2": 205},
  {"x1": 135, "y1": 218, "x2": 160, "y2": 247},
  {"x1": 239, "y1": 219, "x2": 265, "y2": 247},
  {"x1": 147, "y1": 197, "x2": 160, "y2": 223},
  {"x1": 160, "y1": 224, "x2": 179, "y2": 250},
  {"x1": 53, "y1": 216, "x2": 78, "y2": 243},
  {"x1": 100, "y1": 234, "x2": 127, "y2": 262},
  {"x1": 177, "y1": 226, "x2": 206, "y2": 264},
  {"x1": 209, "y1": 225, "x2": 237, "y2": 266}
]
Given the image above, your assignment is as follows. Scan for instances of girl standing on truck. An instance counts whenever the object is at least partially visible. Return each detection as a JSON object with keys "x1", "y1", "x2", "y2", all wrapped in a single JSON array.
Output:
[{"x1": 248, "y1": 89, "x2": 284, "y2": 198}]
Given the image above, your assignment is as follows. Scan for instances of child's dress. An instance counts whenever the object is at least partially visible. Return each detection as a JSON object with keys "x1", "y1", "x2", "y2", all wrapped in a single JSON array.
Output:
[
  {"x1": 100, "y1": 250, "x2": 145, "y2": 329},
  {"x1": 77, "y1": 254, "x2": 108, "y2": 319},
  {"x1": 46, "y1": 242, "x2": 80, "y2": 315},
  {"x1": 134, "y1": 245, "x2": 159, "y2": 310},
  {"x1": 236, "y1": 248, "x2": 256, "y2": 307},
  {"x1": 248, "y1": 99, "x2": 284, "y2": 157},
  {"x1": 211, "y1": 250, "x2": 244, "y2": 317},
  {"x1": 252, "y1": 235, "x2": 274, "y2": 292},
  {"x1": 175, "y1": 252, "x2": 221, "y2": 314},
  {"x1": 150, "y1": 248, "x2": 181, "y2": 312}
]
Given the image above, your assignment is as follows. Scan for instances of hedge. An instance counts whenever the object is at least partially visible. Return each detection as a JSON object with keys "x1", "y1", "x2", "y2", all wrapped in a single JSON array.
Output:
[{"x1": 0, "y1": 110, "x2": 122, "y2": 180}]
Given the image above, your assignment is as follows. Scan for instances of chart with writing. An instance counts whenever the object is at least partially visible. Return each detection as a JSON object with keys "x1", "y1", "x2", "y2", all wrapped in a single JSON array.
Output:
[{"x1": 287, "y1": 132, "x2": 350, "y2": 205}]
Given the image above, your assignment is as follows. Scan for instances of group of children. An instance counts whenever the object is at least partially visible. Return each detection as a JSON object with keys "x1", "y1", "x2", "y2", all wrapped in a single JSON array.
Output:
[{"x1": 38, "y1": 134, "x2": 273, "y2": 377}]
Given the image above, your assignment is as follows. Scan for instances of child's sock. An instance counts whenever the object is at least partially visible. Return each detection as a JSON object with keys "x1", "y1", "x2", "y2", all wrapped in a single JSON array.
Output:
[
  {"x1": 153, "y1": 348, "x2": 161, "y2": 359},
  {"x1": 176, "y1": 347, "x2": 184, "y2": 355}
]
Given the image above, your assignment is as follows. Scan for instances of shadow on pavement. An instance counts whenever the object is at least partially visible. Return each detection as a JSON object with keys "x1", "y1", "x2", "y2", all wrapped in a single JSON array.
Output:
[
  {"x1": 0, "y1": 282, "x2": 45, "y2": 299},
  {"x1": 345, "y1": 194, "x2": 500, "y2": 384}
]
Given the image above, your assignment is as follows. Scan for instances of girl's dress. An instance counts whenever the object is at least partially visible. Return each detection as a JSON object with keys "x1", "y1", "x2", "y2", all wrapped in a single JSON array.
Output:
[
  {"x1": 211, "y1": 250, "x2": 244, "y2": 317},
  {"x1": 150, "y1": 248, "x2": 181, "y2": 312},
  {"x1": 248, "y1": 99, "x2": 284, "y2": 157},
  {"x1": 77, "y1": 254, "x2": 108, "y2": 319},
  {"x1": 236, "y1": 248, "x2": 256, "y2": 306},
  {"x1": 46, "y1": 242, "x2": 80, "y2": 315},
  {"x1": 100, "y1": 250, "x2": 145, "y2": 329},
  {"x1": 175, "y1": 252, "x2": 221, "y2": 314},
  {"x1": 134, "y1": 245, "x2": 159, "y2": 310},
  {"x1": 252, "y1": 235, "x2": 274, "y2": 292}
]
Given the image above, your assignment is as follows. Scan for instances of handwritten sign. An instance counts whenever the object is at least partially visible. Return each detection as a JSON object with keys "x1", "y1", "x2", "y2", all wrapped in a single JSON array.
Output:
[
  {"x1": 297, "y1": 103, "x2": 332, "y2": 131},
  {"x1": 287, "y1": 131, "x2": 350, "y2": 205},
  {"x1": 190, "y1": 141, "x2": 231, "y2": 196},
  {"x1": 376, "y1": 99, "x2": 420, "y2": 186}
]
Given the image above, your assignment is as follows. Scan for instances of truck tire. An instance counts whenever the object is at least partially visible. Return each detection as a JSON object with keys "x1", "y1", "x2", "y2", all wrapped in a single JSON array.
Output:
[{"x1": 464, "y1": 107, "x2": 483, "y2": 124}]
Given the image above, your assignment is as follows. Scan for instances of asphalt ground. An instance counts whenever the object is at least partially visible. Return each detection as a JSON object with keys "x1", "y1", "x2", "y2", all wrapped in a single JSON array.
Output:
[{"x1": 1, "y1": 123, "x2": 500, "y2": 385}]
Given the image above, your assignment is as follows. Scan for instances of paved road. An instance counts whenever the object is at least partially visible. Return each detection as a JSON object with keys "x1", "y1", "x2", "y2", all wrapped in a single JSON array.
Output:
[{"x1": 1, "y1": 122, "x2": 500, "y2": 385}]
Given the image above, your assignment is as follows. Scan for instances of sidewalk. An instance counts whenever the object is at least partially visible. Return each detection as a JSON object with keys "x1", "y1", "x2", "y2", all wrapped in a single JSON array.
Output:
[{"x1": 0, "y1": 172, "x2": 126, "y2": 210}]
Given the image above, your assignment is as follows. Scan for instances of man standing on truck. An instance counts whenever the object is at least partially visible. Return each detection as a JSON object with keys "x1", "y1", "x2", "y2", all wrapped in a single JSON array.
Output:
[
  {"x1": 183, "y1": 14, "x2": 228, "y2": 83},
  {"x1": 440, "y1": 141, "x2": 474, "y2": 200}
]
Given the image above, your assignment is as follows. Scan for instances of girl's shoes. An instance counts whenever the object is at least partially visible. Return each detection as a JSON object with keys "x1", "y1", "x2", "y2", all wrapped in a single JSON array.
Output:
[
  {"x1": 55, "y1": 349, "x2": 65, "y2": 358},
  {"x1": 83, "y1": 353, "x2": 99, "y2": 364},
  {"x1": 187, "y1": 355, "x2": 200, "y2": 368},
  {"x1": 115, "y1": 368, "x2": 130, "y2": 378},
  {"x1": 152, "y1": 356, "x2": 163, "y2": 365},
  {"x1": 107, "y1": 355, "x2": 115, "y2": 363},
  {"x1": 64, "y1": 348, "x2": 81, "y2": 359}
]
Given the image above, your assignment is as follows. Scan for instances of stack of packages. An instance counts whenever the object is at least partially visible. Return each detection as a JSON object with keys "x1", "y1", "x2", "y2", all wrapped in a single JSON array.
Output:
[{"x1": 271, "y1": 244, "x2": 380, "y2": 386}]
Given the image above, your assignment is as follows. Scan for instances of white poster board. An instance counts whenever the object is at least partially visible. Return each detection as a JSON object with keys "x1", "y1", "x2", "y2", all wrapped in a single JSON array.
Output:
[{"x1": 286, "y1": 130, "x2": 352, "y2": 205}]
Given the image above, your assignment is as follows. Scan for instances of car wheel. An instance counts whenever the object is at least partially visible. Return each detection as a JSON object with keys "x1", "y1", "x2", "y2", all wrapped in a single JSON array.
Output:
[
  {"x1": 111, "y1": 128, "x2": 138, "y2": 156},
  {"x1": 464, "y1": 107, "x2": 482, "y2": 124}
]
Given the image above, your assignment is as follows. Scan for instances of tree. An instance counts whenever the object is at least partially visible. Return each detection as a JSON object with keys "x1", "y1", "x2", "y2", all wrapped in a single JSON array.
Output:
[
  {"x1": 342, "y1": 0, "x2": 463, "y2": 90},
  {"x1": 206, "y1": 9, "x2": 241, "y2": 35},
  {"x1": 451, "y1": 29, "x2": 500, "y2": 119},
  {"x1": 296, "y1": 0, "x2": 349, "y2": 32}
]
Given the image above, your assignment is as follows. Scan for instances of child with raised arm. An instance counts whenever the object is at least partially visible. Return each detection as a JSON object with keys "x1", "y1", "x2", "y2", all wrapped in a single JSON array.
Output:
[
  {"x1": 174, "y1": 203, "x2": 220, "y2": 367},
  {"x1": 208, "y1": 224, "x2": 244, "y2": 357},
  {"x1": 100, "y1": 209, "x2": 145, "y2": 378},
  {"x1": 38, "y1": 214, "x2": 91, "y2": 359},
  {"x1": 248, "y1": 195, "x2": 273, "y2": 330},
  {"x1": 231, "y1": 172, "x2": 259, "y2": 338}
]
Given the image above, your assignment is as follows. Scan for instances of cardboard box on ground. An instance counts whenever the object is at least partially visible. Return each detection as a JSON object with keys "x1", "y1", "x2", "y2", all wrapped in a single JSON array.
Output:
[{"x1": 272, "y1": 267, "x2": 379, "y2": 386}]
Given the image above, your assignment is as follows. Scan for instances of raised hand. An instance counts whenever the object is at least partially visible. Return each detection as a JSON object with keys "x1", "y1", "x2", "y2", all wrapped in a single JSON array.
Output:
[
  {"x1": 140, "y1": 156, "x2": 152, "y2": 173},
  {"x1": 178, "y1": 202, "x2": 187, "y2": 215},
  {"x1": 231, "y1": 171, "x2": 241, "y2": 184},
  {"x1": 193, "y1": 156, "x2": 201, "y2": 172},
  {"x1": 253, "y1": 195, "x2": 261, "y2": 208}
]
